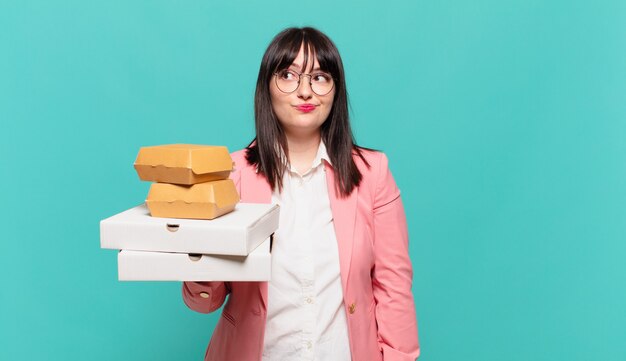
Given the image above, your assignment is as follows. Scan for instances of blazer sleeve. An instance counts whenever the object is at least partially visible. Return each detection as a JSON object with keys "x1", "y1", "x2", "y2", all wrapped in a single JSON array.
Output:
[
  {"x1": 371, "y1": 152, "x2": 420, "y2": 360},
  {"x1": 182, "y1": 281, "x2": 229, "y2": 313},
  {"x1": 181, "y1": 150, "x2": 245, "y2": 314}
]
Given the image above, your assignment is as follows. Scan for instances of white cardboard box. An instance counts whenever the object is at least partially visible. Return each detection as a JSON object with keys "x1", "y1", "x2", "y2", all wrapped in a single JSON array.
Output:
[
  {"x1": 118, "y1": 237, "x2": 272, "y2": 281},
  {"x1": 100, "y1": 203, "x2": 279, "y2": 256}
]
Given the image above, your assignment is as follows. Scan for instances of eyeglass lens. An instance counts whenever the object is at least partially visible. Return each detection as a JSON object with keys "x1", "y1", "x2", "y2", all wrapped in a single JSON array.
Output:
[{"x1": 275, "y1": 69, "x2": 334, "y2": 95}]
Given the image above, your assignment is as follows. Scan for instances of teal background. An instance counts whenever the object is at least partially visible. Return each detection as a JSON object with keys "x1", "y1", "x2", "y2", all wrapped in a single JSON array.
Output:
[{"x1": 1, "y1": 1, "x2": 624, "y2": 360}]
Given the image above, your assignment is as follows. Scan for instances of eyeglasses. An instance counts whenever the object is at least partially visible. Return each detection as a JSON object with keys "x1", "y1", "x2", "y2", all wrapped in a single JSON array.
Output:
[{"x1": 273, "y1": 69, "x2": 335, "y2": 96}]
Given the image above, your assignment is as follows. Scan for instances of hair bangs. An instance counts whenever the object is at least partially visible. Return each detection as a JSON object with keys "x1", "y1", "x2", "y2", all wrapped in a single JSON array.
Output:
[
  {"x1": 270, "y1": 32, "x2": 303, "y2": 73},
  {"x1": 302, "y1": 32, "x2": 339, "y2": 77},
  {"x1": 270, "y1": 30, "x2": 337, "y2": 76}
]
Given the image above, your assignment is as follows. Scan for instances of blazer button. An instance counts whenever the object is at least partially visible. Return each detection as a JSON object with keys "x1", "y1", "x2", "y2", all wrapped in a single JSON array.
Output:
[
  {"x1": 199, "y1": 292, "x2": 210, "y2": 299},
  {"x1": 349, "y1": 303, "x2": 356, "y2": 314}
]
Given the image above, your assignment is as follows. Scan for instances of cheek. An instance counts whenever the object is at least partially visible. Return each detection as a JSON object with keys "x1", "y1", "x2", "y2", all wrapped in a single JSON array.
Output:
[
  {"x1": 321, "y1": 96, "x2": 335, "y2": 118},
  {"x1": 269, "y1": 92, "x2": 291, "y2": 125},
  {"x1": 269, "y1": 87, "x2": 285, "y2": 109},
  {"x1": 321, "y1": 105, "x2": 332, "y2": 120},
  {"x1": 269, "y1": 85, "x2": 280, "y2": 106}
]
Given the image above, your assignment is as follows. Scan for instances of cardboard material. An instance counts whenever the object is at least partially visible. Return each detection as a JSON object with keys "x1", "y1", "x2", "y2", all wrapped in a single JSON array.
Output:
[
  {"x1": 146, "y1": 179, "x2": 240, "y2": 220},
  {"x1": 100, "y1": 203, "x2": 280, "y2": 255},
  {"x1": 134, "y1": 144, "x2": 233, "y2": 185},
  {"x1": 118, "y1": 237, "x2": 272, "y2": 281}
]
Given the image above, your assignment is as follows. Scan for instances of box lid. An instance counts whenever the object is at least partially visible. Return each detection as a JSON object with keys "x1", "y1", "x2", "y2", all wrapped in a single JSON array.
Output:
[
  {"x1": 134, "y1": 144, "x2": 233, "y2": 176},
  {"x1": 100, "y1": 203, "x2": 280, "y2": 255}
]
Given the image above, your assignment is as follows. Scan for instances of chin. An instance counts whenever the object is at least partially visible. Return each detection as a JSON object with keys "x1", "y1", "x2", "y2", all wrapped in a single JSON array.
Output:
[{"x1": 285, "y1": 123, "x2": 324, "y2": 134}]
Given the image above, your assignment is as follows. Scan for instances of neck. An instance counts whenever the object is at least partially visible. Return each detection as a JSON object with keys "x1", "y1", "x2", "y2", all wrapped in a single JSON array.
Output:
[{"x1": 284, "y1": 131, "x2": 321, "y2": 174}]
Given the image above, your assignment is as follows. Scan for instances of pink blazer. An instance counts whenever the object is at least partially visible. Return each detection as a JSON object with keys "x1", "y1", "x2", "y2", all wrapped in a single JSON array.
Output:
[{"x1": 183, "y1": 148, "x2": 420, "y2": 361}]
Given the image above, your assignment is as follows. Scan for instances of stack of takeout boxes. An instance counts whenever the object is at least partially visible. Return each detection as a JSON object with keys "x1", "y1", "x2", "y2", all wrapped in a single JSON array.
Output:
[{"x1": 100, "y1": 144, "x2": 279, "y2": 281}]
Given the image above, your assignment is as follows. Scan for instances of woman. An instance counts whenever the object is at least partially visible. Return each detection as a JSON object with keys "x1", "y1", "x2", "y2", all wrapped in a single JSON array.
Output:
[{"x1": 183, "y1": 27, "x2": 419, "y2": 361}]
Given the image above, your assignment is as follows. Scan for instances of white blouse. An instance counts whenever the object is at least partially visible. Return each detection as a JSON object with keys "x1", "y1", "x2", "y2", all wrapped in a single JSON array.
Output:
[{"x1": 262, "y1": 141, "x2": 352, "y2": 361}]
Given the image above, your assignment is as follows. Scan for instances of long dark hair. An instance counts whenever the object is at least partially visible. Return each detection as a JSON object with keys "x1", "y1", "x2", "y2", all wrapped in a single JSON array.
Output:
[{"x1": 246, "y1": 26, "x2": 368, "y2": 197}]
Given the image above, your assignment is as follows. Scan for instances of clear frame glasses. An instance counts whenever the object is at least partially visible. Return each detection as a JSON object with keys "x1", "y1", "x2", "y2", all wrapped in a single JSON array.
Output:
[{"x1": 273, "y1": 69, "x2": 335, "y2": 96}]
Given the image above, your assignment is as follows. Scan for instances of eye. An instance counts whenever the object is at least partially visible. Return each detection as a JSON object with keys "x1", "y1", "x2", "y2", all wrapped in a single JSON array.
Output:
[
  {"x1": 312, "y1": 72, "x2": 332, "y2": 83},
  {"x1": 278, "y1": 70, "x2": 298, "y2": 81}
]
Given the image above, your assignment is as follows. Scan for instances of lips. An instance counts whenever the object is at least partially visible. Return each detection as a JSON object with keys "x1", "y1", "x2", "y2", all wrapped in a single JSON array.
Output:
[{"x1": 295, "y1": 104, "x2": 317, "y2": 113}]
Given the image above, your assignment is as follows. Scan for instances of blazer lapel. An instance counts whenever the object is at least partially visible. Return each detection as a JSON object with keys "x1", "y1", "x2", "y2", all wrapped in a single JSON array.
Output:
[{"x1": 324, "y1": 162, "x2": 358, "y2": 294}]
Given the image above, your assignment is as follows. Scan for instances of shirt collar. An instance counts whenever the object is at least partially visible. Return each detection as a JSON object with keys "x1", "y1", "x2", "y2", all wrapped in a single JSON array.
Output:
[
  {"x1": 283, "y1": 139, "x2": 333, "y2": 174},
  {"x1": 313, "y1": 140, "x2": 332, "y2": 168}
]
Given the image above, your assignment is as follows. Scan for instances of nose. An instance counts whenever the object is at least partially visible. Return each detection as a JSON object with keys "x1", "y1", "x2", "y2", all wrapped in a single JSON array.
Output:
[{"x1": 296, "y1": 75, "x2": 313, "y2": 100}]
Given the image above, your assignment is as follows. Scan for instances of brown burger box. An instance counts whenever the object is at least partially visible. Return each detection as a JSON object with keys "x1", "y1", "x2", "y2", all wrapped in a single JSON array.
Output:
[
  {"x1": 146, "y1": 179, "x2": 240, "y2": 220},
  {"x1": 134, "y1": 144, "x2": 233, "y2": 185}
]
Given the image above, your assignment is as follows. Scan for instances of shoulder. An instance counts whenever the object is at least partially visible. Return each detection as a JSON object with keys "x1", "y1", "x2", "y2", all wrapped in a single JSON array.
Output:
[
  {"x1": 228, "y1": 148, "x2": 253, "y2": 187},
  {"x1": 353, "y1": 147, "x2": 400, "y2": 207},
  {"x1": 230, "y1": 148, "x2": 256, "y2": 172},
  {"x1": 230, "y1": 148, "x2": 249, "y2": 166},
  {"x1": 353, "y1": 147, "x2": 391, "y2": 179}
]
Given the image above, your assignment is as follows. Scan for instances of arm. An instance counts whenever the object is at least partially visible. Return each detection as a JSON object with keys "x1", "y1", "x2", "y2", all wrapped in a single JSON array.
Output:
[{"x1": 371, "y1": 153, "x2": 420, "y2": 360}]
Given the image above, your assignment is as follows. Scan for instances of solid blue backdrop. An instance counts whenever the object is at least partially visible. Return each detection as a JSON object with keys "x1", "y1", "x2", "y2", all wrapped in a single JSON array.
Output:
[{"x1": 1, "y1": 1, "x2": 625, "y2": 360}]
